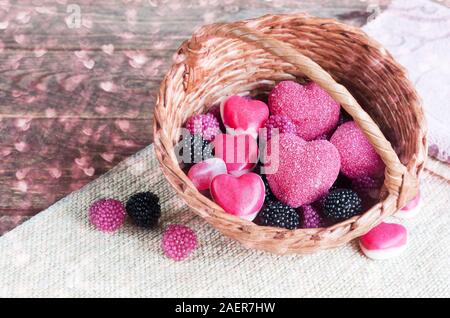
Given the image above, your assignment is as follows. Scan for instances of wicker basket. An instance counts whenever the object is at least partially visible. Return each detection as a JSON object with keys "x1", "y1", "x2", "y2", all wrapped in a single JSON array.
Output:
[{"x1": 153, "y1": 14, "x2": 427, "y2": 254}]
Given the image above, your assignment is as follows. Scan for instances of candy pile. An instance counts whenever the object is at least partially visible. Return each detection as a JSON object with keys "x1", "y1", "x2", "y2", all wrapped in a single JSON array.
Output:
[
  {"x1": 184, "y1": 80, "x2": 386, "y2": 227},
  {"x1": 88, "y1": 80, "x2": 421, "y2": 262},
  {"x1": 182, "y1": 80, "x2": 420, "y2": 259}
]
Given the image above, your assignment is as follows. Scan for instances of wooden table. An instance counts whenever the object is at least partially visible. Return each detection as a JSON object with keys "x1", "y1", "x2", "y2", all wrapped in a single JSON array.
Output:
[{"x1": 0, "y1": 0, "x2": 396, "y2": 235}]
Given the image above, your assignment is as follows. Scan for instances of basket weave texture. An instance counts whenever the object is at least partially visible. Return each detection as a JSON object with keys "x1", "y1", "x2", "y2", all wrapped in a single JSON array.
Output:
[{"x1": 153, "y1": 14, "x2": 427, "y2": 254}]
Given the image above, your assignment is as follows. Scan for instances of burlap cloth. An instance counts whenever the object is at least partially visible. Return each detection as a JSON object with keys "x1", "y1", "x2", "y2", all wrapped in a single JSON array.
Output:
[{"x1": 0, "y1": 145, "x2": 449, "y2": 297}]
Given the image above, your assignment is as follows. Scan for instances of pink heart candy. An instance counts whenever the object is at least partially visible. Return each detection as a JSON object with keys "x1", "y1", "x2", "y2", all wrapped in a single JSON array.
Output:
[
  {"x1": 330, "y1": 121, "x2": 384, "y2": 178},
  {"x1": 221, "y1": 95, "x2": 269, "y2": 139},
  {"x1": 211, "y1": 172, "x2": 265, "y2": 220},
  {"x1": 396, "y1": 191, "x2": 421, "y2": 219},
  {"x1": 359, "y1": 222, "x2": 408, "y2": 260},
  {"x1": 188, "y1": 158, "x2": 228, "y2": 191},
  {"x1": 264, "y1": 133, "x2": 340, "y2": 208},
  {"x1": 214, "y1": 133, "x2": 258, "y2": 176},
  {"x1": 269, "y1": 81, "x2": 340, "y2": 141}
]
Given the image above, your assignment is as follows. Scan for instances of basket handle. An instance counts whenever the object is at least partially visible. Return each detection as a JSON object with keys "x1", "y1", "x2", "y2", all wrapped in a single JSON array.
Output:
[{"x1": 209, "y1": 23, "x2": 417, "y2": 207}]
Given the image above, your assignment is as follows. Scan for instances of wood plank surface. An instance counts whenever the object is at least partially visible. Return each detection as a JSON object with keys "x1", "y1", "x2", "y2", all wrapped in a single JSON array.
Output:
[{"x1": 0, "y1": 0, "x2": 393, "y2": 235}]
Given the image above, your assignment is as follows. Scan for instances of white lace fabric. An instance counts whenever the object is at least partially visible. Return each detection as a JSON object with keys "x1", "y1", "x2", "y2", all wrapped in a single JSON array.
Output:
[{"x1": 364, "y1": 0, "x2": 450, "y2": 164}]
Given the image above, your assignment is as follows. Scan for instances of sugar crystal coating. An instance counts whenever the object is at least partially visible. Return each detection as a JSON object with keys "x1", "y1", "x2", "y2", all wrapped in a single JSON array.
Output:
[
  {"x1": 268, "y1": 81, "x2": 340, "y2": 141},
  {"x1": 330, "y1": 121, "x2": 385, "y2": 178},
  {"x1": 265, "y1": 133, "x2": 340, "y2": 208}
]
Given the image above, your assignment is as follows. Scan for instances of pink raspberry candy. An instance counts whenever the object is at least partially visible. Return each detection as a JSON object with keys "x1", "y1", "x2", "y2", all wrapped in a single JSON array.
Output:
[
  {"x1": 89, "y1": 199, "x2": 126, "y2": 232},
  {"x1": 264, "y1": 115, "x2": 297, "y2": 140},
  {"x1": 185, "y1": 113, "x2": 221, "y2": 141},
  {"x1": 208, "y1": 105, "x2": 226, "y2": 131},
  {"x1": 299, "y1": 205, "x2": 325, "y2": 229},
  {"x1": 162, "y1": 224, "x2": 197, "y2": 261},
  {"x1": 265, "y1": 134, "x2": 340, "y2": 208}
]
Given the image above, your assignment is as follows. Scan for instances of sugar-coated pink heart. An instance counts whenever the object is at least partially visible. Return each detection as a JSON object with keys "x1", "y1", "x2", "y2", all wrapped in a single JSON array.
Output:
[
  {"x1": 211, "y1": 172, "x2": 265, "y2": 220},
  {"x1": 330, "y1": 121, "x2": 384, "y2": 178},
  {"x1": 214, "y1": 133, "x2": 258, "y2": 176},
  {"x1": 359, "y1": 222, "x2": 408, "y2": 260},
  {"x1": 269, "y1": 81, "x2": 340, "y2": 141},
  {"x1": 188, "y1": 158, "x2": 228, "y2": 191},
  {"x1": 221, "y1": 95, "x2": 269, "y2": 139},
  {"x1": 265, "y1": 133, "x2": 340, "y2": 208}
]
